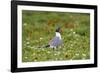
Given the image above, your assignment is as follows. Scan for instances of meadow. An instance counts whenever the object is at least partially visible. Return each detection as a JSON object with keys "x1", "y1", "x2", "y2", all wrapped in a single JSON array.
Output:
[{"x1": 22, "y1": 10, "x2": 90, "y2": 62}]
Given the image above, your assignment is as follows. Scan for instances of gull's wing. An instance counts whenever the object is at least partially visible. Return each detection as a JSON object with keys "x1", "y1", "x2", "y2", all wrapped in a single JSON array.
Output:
[{"x1": 49, "y1": 36, "x2": 62, "y2": 47}]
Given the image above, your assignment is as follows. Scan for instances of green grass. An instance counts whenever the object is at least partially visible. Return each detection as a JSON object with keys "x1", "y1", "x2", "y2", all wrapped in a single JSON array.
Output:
[{"x1": 22, "y1": 10, "x2": 90, "y2": 62}]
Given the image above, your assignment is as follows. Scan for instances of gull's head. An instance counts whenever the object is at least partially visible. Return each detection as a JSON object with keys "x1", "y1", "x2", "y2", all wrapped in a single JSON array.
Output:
[{"x1": 55, "y1": 27, "x2": 62, "y2": 33}]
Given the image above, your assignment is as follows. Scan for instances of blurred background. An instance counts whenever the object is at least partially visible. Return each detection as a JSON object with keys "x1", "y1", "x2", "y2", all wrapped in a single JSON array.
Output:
[{"x1": 22, "y1": 10, "x2": 90, "y2": 62}]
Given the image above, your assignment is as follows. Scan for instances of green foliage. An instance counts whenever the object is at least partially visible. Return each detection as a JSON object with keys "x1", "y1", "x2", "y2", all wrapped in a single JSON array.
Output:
[{"x1": 22, "y1": 10, "x2": 90, "y2": 62}]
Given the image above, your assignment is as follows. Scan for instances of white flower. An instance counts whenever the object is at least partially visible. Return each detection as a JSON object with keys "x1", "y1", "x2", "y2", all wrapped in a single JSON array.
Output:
[
  {"x1": 70, "y1": 29, "x2": 73, "y2": 31},
  {"x1": 26, "y1": 41, "x2": 30, "y2": 45},
  {"x1": 73, "y1": 32, "x2": 76, "y2": 34},
  {"x1": 33, "y1": 53, "x2": 35, "y2": 56},
  {"x1": 75, "y1": 53, "x2": 79, "y2": 56},
  {"x1": 54, "y1": 53, "x2": 57, "y2": 56},
  {"x1": 25, "y1": 57, "x2": 28, "y2": 59},
  {"x1": 47, "y1": 51, "x2": 51, "y2": 54},
  {"x1": 41, "y1": 49, "x2": 45, "y2": 51},
  {"x1": 40, "y1": 37, "x2": 43, "y2": 40},
  {"x1": 70, "y1": 44, "x2": 73, "y2": 47},
  {"x1": 34, "y1": 59, "x2": 37, "y2": 62},
  {"x1": 24, "y1": 23, "x2": 27, "y2": 26},
  {"x1": 30, "y1": 46, "x2": 34, "y2": 49},
  {"x1": 59, "y1": 46, "x2": 61, "y2": 48},
  {"x1": 82, "y1": 53, "x2": 86, "y2": 57}
]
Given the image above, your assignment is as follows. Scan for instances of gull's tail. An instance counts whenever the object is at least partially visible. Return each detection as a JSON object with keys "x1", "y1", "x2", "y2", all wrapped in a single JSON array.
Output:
[
  {"x1": 38, "y1": 44, "x2": 50, "y2": 48},
  {"x1": 45, "y1": 44, "x2": 50, "y2": 48}
]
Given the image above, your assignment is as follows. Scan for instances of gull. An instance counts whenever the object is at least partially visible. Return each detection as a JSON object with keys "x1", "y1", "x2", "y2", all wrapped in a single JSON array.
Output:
[{"x1": 45, "y1": 27, "x2": 63, "y2": 49}]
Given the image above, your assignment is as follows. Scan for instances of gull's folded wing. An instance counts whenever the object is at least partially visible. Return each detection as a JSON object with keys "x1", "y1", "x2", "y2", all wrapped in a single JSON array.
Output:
[{"x1": 49, "y1": 37, "x2": 62, "y2": 47}]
